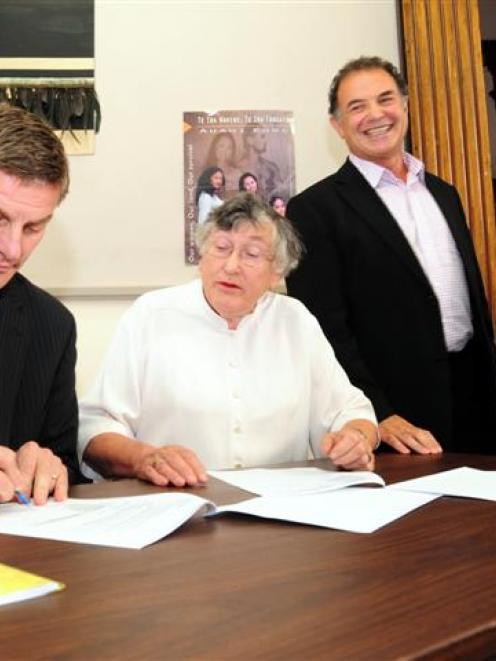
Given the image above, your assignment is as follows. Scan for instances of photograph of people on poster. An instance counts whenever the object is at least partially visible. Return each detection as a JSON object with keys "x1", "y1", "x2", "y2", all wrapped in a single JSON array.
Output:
[{"x1": 183, "y1": 110, "x2": 295, "y2": 264}]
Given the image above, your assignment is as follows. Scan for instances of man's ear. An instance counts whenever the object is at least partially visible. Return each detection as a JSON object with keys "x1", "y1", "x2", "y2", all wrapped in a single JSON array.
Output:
[{"x1": 330, "y1": 114, "x2": 344, "y2": 139}]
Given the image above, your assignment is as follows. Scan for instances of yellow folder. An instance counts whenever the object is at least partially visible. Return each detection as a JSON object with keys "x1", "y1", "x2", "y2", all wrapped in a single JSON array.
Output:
[{"x1": 0, "y1": 562, "x2": 64, "y2": 606}]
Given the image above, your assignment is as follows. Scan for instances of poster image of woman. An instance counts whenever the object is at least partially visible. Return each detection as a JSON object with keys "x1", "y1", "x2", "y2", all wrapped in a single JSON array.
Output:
[
  {"x1": 204, "y1": 132, "x2": 242, "y2": 195},
  {"x1": 269, "y1": 195, "x2": 286, "y2": 217},
  {"x1": 196, "y1": 166, "x2": 225, "y2": 225},
  {"x1": 239, "y1": 172, "x2": 259, "y2": 195}
]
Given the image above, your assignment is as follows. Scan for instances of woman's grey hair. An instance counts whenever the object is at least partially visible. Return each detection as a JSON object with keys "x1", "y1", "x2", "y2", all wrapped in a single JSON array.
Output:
[{"x1": 196, "y1": 192, "x2": 302, "y2": 277}]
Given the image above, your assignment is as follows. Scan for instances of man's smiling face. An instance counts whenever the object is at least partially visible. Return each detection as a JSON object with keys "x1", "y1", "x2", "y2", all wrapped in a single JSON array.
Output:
[{"x1": 330, "y1": 67, "x2": 408, "y2": 167}]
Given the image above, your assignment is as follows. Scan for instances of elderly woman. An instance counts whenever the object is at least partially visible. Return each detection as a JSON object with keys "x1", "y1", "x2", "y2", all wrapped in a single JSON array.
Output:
[{"x1": 79, "y1": 194, "x2": 378, "y2": 486}]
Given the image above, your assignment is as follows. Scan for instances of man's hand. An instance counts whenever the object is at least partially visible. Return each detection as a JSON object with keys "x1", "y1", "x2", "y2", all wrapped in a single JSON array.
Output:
[
  {"x1": 0, "y1": 447, "x2": 25, "y2": 503},
  {"x1": 321, "y1": 423, "x2": 376, "y2": 471},
  {"x1": 134, "y1": 445, "x2": 208, "y2": 488},
  {"x1": 16, "y1": 441, "x2": 68, "y2": 505},
  {"x1": 379, "y1": 415, "x2": 442, "y2": 454}
]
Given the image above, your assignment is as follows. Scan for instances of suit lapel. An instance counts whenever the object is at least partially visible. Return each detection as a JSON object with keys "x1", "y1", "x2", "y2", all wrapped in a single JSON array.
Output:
[
  {"x1": 333, "y1": 159, "x2": 433, "y2": 290},
  {"x1": 424, "y1": 173, "x2": 474, "y2": 265},
  {"x1": 0, "y1": 276, "x2": 29, "y2": 442},
  {"x1": 424, "y1": 173, "x2": 488, "y2": 324}
]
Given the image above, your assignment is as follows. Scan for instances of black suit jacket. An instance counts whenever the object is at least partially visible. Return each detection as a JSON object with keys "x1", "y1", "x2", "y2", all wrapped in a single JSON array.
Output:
[
  {"x1": 0, "y1": 273, "x2": 85, "y2": 483},
  {"x1": 286, "y1": 159, "x2": 496, "y2": 450}
]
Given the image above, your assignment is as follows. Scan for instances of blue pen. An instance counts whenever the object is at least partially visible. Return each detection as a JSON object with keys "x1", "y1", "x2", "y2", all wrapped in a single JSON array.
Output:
[{"x1": 14, "y1": 489, "x2": 31, "y2": 506}]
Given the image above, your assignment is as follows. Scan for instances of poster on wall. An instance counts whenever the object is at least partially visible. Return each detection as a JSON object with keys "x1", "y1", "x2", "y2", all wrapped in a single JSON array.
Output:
[{"x1": 183, "y1": 110, "x2": 295, "y2": 264}]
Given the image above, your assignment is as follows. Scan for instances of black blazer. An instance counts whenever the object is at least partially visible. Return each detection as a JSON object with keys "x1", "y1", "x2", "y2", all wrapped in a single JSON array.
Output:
[
  {"x1": 286, "y1": 159, "x2": 496, "y2": 450},
  {"x1": 0, "y1": 273, "x2": 84, "y2": 483}
]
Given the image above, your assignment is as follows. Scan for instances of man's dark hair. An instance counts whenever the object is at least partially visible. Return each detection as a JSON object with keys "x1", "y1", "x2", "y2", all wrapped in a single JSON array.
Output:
[
  {"x1": 328, "y1": 56, "x2": 408, "y2": 116},
  {"x1": 0, "y1": 103, "x2": 69, "y2": 200}
]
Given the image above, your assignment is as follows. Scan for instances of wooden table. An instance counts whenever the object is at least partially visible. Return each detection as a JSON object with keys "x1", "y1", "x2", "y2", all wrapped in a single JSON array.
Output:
[{"x1": 1, "y1": 453, "x2": 496, "y2": 660}]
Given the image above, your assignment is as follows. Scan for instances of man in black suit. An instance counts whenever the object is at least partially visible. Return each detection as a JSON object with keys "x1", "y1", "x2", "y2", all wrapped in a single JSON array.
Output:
[
  {"x1": 286, "y1": 56, "x2": 496, "y2": 454},
  {"x1": 0, "y1": 103, "x2": 83, "y2": 503}
]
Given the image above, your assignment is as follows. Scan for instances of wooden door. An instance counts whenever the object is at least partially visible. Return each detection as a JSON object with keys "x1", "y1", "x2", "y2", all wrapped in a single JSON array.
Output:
[{"x1": 401, "y1": 0, "x2": 496, "y2": 321}]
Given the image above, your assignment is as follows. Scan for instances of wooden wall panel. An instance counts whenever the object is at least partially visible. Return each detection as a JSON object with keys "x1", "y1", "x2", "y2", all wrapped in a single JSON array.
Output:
[{"x1": 401, "y1": 0, "x2": 496, "y2": 321}]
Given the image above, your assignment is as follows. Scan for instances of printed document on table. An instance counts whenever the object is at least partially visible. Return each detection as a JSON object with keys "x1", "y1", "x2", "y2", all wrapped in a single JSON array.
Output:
[
  {"x1": 208, "y1": 467, "x2": 385, "y2": 496},
  {"x1": 0, "y1": 487, "x2": 438, "y2": 549},
  {"x1": 390, "y1": 466, "x2": 496, "y2": 501},
  {"x1": 211, "y1": 487, "x2": 439, "y2": 533},
  {"x1": 0, "y1": 493, "x2": 216, "y2": 550}
]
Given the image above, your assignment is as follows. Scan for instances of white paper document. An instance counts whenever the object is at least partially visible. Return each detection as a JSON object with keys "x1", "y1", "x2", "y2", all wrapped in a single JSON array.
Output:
[
  {"x1": 0, "y1": 485, "x2": 439, "y2": 549},
  {"x1": 208, "y1": 467, "x2": 385, "y2": 496},
  {"x1": 390, "y1": 466, "x2": 496, "y2": 501},
  {"x1": 213, "y1": 487, "x2": 439, "y2": 533},
  {"x1": 0, "y1": 493, "x2": 216, "y2": 550}
]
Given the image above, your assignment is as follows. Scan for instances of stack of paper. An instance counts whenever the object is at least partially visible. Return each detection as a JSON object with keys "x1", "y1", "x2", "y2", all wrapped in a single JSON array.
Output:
[
  {"x1": 0, "y1": 471, "x2": 436, "y2": 549},
  {"x1": 208, "y1": 467, "x2": 385, "y2": 496},
  {"x1": 213, "y1": 487, "x2": 438, "y2": 534},
  {"x1": 0, "y1": 493, "x2": 215, "y2": 550},
  {"x1": 0, "y1": 466, "x2": 493, "y2": 550},
  {"x1": 390, "y1": 466, "x2": 496, "y2": 501},
  {"x1": 0, "y1": 562, "x2": 64, "y2": 606}
]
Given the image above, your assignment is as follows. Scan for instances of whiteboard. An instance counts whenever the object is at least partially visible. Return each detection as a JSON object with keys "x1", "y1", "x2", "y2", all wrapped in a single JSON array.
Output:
[{"x1": 22, "y1": 0, "x2": 400, "y2": 294}]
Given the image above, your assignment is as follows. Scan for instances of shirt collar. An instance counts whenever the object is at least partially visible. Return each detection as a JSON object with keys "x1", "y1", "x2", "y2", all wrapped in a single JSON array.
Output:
[
  {"x1": 195, "y1": 278, "x2": 274, "y2": 331},
  {"x1": 349, "y1": 152, "x2": 425, "y2": 188}
]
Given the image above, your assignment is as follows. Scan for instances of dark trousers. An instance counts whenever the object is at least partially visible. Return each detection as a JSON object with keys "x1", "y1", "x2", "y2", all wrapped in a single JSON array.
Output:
[{"x1": 449, "y1": 339, "x2": 496, "y2": 453}]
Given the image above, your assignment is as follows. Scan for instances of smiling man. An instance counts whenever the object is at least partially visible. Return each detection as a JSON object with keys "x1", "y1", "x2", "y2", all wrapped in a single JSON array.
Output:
[
  {"x1": 79, "y1": 193, "x2": 378, "y2": 485},
  {"x1": 0, "y1": 103, "x2": 84, "y2": 504},
  {"x1": 286, "y1": 56, "x2": 496, "y2": 455}
]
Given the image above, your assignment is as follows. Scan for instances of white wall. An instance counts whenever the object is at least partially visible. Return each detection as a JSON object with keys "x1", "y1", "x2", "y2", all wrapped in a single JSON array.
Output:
[
  {"x1": 61, "y1": 295, "x2": 134, "y2": 395},
  {"x1": 27, "y1": 0, "x2": 401, "y2": 395}
]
